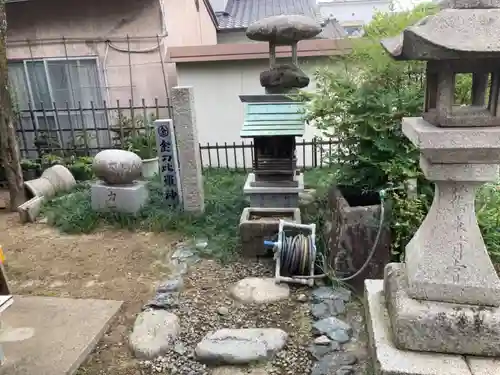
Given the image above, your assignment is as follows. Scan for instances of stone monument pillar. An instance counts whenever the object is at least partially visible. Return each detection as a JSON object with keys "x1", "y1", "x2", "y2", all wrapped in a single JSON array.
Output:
[
  {"x1": 171, "y1": 86, "x2": 205, "y2": 214},
  {"x1": 365, "y1": 2, "x2": 500, "y2": 374}
]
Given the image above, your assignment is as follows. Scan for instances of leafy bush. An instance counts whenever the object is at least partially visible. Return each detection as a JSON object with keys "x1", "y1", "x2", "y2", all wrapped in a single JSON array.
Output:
[{"x1": 304, "y1": 3, "x2": 499, "y2": 261}]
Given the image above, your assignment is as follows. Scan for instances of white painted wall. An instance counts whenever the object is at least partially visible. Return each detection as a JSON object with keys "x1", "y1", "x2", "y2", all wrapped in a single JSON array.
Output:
[
  {"x1": 176, "y1": 58, "x2": 331, "y2": 168},
  {"x1": 318, "y1": 0, "x2": 391, "y2": 25}
]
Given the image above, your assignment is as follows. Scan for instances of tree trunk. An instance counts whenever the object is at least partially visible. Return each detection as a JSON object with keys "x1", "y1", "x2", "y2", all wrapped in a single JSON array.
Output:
[{"x1": 0, "y1": 0, "x2": 25, "y2": 211}]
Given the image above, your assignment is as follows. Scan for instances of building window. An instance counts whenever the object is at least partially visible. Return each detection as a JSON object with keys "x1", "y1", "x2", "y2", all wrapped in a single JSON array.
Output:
[
  {"x1": 8, "y1": 58, "x2": 103, "y2": 110},
  {"x1": 8, "y1": 58, "x2": 106, "y2": 154}
]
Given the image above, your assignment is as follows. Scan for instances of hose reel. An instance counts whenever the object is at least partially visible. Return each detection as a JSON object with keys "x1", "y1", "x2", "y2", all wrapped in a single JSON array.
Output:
[{"x1": 264, "y1": 220, "x2": 317, "y2": 287}]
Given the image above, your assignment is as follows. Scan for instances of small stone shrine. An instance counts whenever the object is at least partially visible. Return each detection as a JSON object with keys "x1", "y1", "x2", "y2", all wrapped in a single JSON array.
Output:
[
  {"x1": 91, "y1": 149, "x2": 148, "y2": 214},
  {"x1": 241, "y1": 15, "x2": 321, "y2": 208},
  {"x1": 365, "y1": 2, "x2": 500, "y2": 374}
]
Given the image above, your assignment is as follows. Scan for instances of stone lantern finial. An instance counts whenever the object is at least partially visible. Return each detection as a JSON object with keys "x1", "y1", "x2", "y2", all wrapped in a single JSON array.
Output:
[{"x1": 246, "y1": 15, "x2": 321, "y2": 94}]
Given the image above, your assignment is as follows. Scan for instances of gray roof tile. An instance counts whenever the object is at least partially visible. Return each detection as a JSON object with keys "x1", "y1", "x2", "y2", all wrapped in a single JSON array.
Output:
[{"x1": 216, "y1": 0, "x2": 326, "y2": 31}]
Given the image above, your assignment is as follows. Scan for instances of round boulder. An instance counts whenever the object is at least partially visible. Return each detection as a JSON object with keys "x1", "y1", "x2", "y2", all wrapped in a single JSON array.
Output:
[
  {"x1": 93, "y1": 149, "x2": 142, "y2": 185},
  {"x1": 246, "y1": 15, "x2": 322, "y2": 44}
]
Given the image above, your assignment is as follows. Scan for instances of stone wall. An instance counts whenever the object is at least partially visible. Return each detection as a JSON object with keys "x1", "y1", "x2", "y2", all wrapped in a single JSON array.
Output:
[{"x1": 324, "y1": 186, "x2": 391, "y2": 291}]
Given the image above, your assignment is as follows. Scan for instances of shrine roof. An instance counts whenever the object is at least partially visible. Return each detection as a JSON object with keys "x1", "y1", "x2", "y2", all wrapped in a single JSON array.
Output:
[
  {"x1": 381, "y1": 8, "x2": 500, "y2": 60},
  {"x1": 240, "y1": 101, "x2": 305, "y2": 138}
]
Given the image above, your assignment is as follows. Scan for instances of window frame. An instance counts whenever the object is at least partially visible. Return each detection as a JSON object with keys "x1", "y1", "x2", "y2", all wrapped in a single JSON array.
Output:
[{"x1": 8, "y1": 56, "x2": 105, "y2": 113}]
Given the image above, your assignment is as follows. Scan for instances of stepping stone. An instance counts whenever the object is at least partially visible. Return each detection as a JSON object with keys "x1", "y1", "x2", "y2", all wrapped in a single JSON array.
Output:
[
  {"x1": 129, "y1": 310, "x2": 180, "y2": 359},
  {"x1": 195, "y1": 328, "x2": 288, "y2": 364},
  {"x1": 312, "y1": 317, "x2": 352, "y2": 344},
  {"x1": 229, "y1": 277, "x2": 290, "y2": 304}
]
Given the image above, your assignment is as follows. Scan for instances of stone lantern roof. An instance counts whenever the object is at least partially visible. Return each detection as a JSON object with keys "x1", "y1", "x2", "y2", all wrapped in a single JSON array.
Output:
[{"x1": 381, "y1": 1, "x2": 500, "y2": 60}]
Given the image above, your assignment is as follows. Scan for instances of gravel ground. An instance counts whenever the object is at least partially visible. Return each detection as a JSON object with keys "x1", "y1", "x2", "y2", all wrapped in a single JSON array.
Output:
[{"x1": 140, "y1": 258, "x2": 313, "y2": 375}]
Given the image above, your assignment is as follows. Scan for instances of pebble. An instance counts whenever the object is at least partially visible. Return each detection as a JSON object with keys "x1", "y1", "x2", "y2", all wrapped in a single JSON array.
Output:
[
  {"x1": 229, "y1": 277, "x2": 290, "y2": 304},
  {"x1": 195, "y1": 328, "x2": 288, "y2": 364},
  {"x1": 314, "y1": 335, "x2": 331, "y2": 346},
  {"x1": 129, "y1": 310, "x2": 180, "y2": 359},
  {"x1": 297, "y1": 293, "x2": 308, "y2": 302},
  {"x1": 217, "y1": 306, "x2": 229, "y2": 315}
]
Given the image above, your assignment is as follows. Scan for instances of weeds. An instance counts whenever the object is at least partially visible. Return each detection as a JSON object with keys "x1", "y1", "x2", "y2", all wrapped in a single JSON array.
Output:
[{"x1": 42, "y1": 168, "x2": 333, "y2": 262}]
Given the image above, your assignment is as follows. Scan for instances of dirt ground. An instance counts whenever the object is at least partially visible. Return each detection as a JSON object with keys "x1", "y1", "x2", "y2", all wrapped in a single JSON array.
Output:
[{"x1": 0, "y1": 190, "x2": 180, "y2": 375}]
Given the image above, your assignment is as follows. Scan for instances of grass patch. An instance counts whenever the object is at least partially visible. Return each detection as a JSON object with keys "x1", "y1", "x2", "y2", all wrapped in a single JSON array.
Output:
[{"x1": 42, "y1": 168, "x2": 335, "y2": 261}]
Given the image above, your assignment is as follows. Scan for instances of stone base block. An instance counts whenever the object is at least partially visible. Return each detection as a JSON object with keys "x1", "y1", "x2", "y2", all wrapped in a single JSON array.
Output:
[
  {"x1": 239, "y1": 207, "x2": 301, "y2": 257},
  {"x1": 243, "y1": 173, "x2": 304, "y2": 208},
  {"x1": 91, "y1": 180, "x2": 148, "y2": 214},
  {"x1": 364, "y1": 279, "x2": 472, "y2": 375},
  {"x1": 384, "y1": 263, "x2": 500, "y2": 356}
]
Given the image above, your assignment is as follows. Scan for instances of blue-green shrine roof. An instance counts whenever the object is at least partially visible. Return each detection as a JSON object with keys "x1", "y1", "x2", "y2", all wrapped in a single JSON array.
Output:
[{"x1": 240, "y1": 100, "x2": 306, "y2": 138}]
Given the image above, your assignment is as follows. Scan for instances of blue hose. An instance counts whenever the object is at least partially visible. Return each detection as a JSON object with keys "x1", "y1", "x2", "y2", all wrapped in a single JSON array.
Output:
[{"x1": 264, "y1": 240, "x2": 276, "y2": 247}]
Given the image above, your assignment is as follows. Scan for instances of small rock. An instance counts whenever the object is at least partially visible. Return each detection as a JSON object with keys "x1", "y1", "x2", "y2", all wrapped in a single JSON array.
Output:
[
  {"x1": 172, "y1": 244, "x2": 199, "y2": 264},
  {"x1": 143, "y1": 292, "x2": 179, "y2": 310},
  {"x1": 157, "y1": 278, "x2": 183, "y2": 293},
  {"x1": 314, "y1": 335, "x2": 331, "y2": 346},
  {"x1": 172, "y1": 260, "x2": 188, "y2": 275},
  {"x1": 312, "y1": 286, "x2": 351, "y2": 303},
  {"x1": 173, "y1": 341, "x2": 187, "y2": 355},
  {"x1": 229, "y1": 277, "x2": 290, "y2": 304},
  {"x1": 297, "y1": 293, "x2": 308, "y2": 302},
  {"x1": 311, "y1": 299, "x2": 346, "y2": 320},
  {"x1": 195, "y1": 328, "x2": 288, "y2": 364},
  {"x1": 336, "y1": 366, "x2": 354, "y2": 375},
  {"x1": 308, "y1": 342, "x2": 340, "y2": 360},
  {"x1": 129, "y1": 310, "x2": 180, "y2": 359},
  {"x1": 37, "y1": 216, "x2": 48, "y2": 224},
  {"x1": 312, "y1": 317, "x2": 352, "y2": 343},
  {"x1": 246, "y1": 15, "x2": 322, "y2": 44},
  {"x1": 311, "y1": 353, "x2": 357, "y2": 375},
  {"x1": 217, "y1": 306, "x2": 229, "y2": 315}
]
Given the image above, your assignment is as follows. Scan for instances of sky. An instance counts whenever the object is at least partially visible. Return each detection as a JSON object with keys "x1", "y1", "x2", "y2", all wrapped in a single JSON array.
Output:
[{"x1": 316, "y1": 0, "x2": 429, "y2": 12}]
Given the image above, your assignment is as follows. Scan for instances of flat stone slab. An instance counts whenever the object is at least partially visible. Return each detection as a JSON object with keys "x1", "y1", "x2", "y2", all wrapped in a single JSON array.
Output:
[
  {"x1": 364, "y1": 280, "x2": 472, "y2": 375},
  {"x1": 229, "y1": 277, "x2": 290, "y2": 304},
  {"x1": 0, "y1": 295, "x2": 122, "y2": 375},
  {"x1": 195, "y1": 328, "x2": 288, "y2": 364}
]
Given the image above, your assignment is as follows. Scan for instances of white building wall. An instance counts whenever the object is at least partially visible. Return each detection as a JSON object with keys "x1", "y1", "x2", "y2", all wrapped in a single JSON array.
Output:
[
  {"x1": 318, "y1": 0, "x2": 391, "y2": 25},
  {"x1": 175, "y1": 58, "x2": 331, "y2": 168}
]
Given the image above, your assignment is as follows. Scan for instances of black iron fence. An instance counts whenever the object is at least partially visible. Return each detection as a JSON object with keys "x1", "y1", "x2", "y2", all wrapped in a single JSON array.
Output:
[
  {"x1": 199, "y1": 139, "x2": 339, "y2": 170},
  {"x1": 7, "y1": 99, "x2": 337, "y2": 175},
  {"x1": 14, "y1": 99, "x2": 172, "y2": 158}
]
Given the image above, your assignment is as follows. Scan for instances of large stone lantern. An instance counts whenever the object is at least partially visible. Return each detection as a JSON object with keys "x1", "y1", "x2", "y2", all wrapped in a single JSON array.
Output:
[{"x1": 365, "y1": 2, "x2": 500, "y2": 374}]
